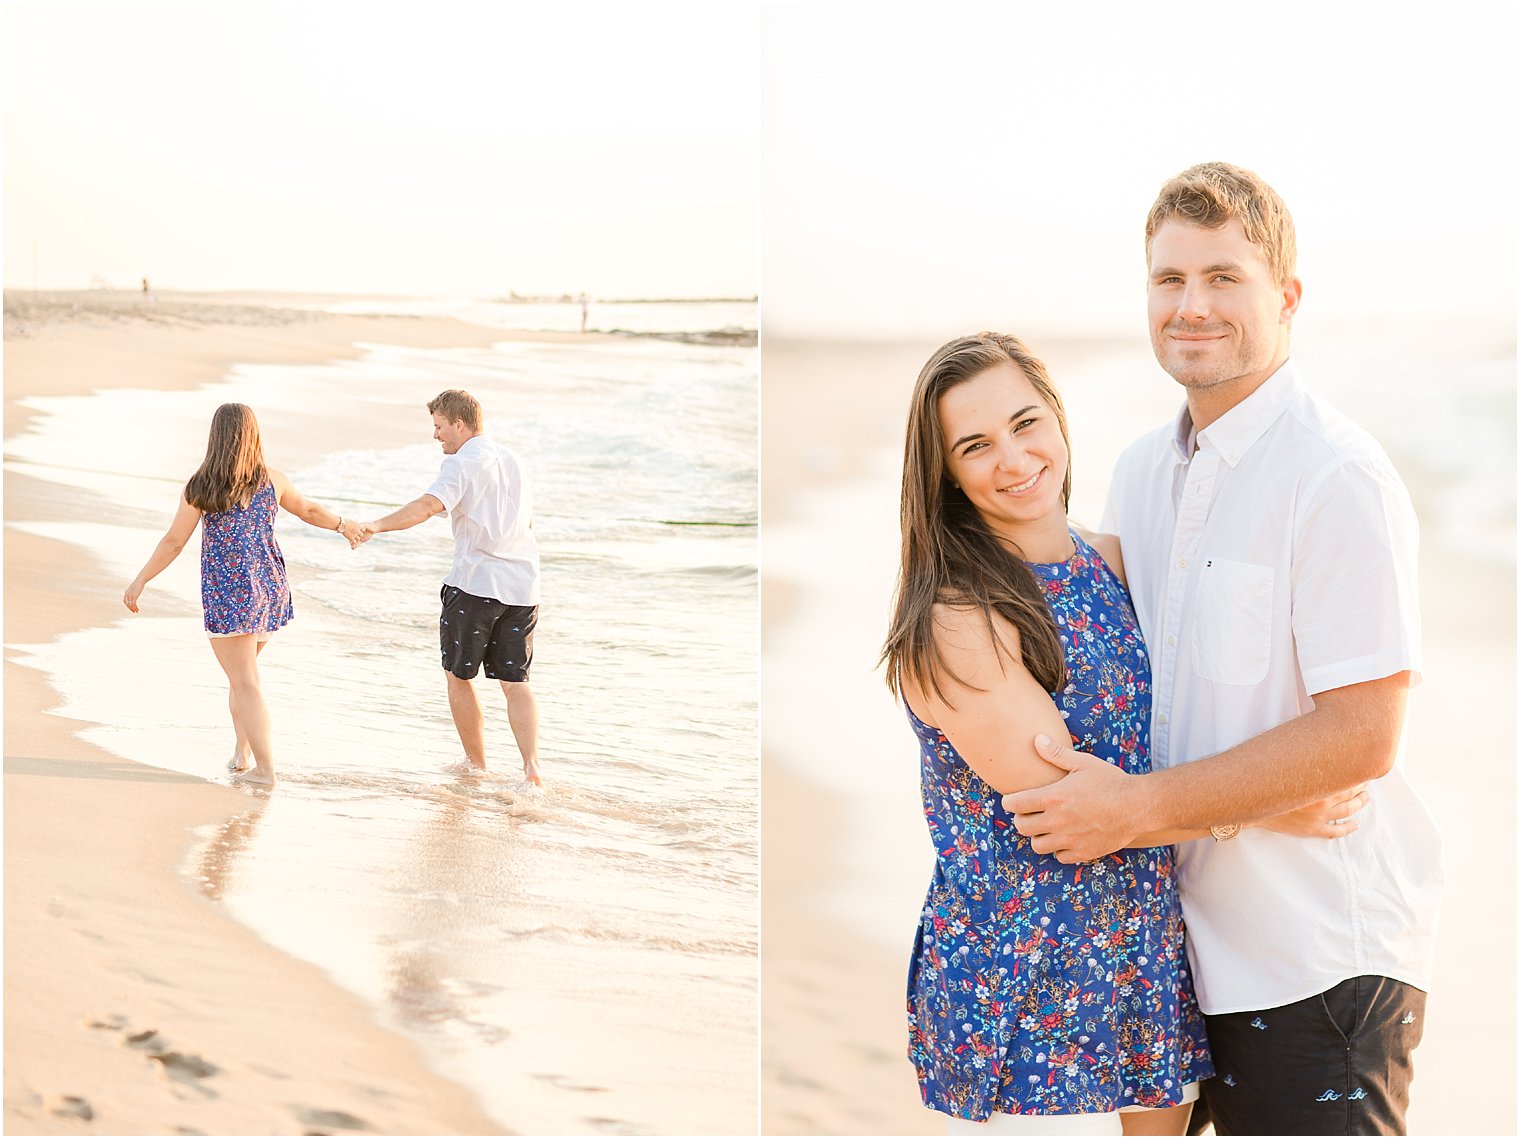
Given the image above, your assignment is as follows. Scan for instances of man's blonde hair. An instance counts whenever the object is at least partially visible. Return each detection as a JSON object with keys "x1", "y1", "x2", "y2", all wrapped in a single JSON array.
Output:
[
  {"x1": 1145, "y1": 162, "x2": 1297, "y2": 287},
  {"x1": 427, "y1": 389, "x2": 482, "y2": 432}
]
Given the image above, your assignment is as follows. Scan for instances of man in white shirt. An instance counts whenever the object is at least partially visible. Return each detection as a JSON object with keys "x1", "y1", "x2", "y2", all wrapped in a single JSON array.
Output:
[
  {"x1": 1003, "y1": 163, "x2": 1441, "y2": 1134},
  {"x1": 360, "y1": 389, "x2": 543, "y2": 785}
]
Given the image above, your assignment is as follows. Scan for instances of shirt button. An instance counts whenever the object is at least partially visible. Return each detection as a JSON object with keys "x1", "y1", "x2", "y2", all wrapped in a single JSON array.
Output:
[
  {"x1": 1177, "y1": 556, "x2": 1189, "y2": 569},
  {"x1": 1157, "y1": 713, "x2": 1169, "y2": 725},
  {"x1": 1166, "y1": 635, "x2": 1177, "y2": 647}
]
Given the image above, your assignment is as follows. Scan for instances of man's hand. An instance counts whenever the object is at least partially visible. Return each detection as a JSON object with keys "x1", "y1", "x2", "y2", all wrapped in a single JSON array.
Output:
[
  {"x1": 1001, "y1": 734, "x2": 1142, "y2": 863},
  {"x1": 355, "y1": 521, "x2": 379, "y2": 545},
  {"x1": 1254, "y1": 783, "x2": 1370, "y2": 839},
  {"x1": 337, "y1": 517, "x2": 364, "y2": 549}
]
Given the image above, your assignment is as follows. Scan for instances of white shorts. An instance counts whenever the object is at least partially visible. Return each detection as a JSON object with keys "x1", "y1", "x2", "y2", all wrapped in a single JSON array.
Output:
[
  {"x1": 944, "y1": 1083, "x2": 1200, "y2": 1135},
  {"x1": 206, "y1": 629, "x2": 276, "y2": 642}
]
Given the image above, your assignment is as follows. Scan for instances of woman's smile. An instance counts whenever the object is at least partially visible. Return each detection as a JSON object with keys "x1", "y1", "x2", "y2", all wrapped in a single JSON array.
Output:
[{"x1": 998, "y1": 467, "x2": 1046, "y2": 496}]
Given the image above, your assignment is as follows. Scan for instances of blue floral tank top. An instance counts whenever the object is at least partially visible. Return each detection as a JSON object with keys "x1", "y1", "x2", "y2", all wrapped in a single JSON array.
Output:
[
  {"x1": 906, "y1": 532, "x2": 1211, "y2": 1121},
  {"x1": 199, "y1": 478, "x2": 294, "y2": 636}
]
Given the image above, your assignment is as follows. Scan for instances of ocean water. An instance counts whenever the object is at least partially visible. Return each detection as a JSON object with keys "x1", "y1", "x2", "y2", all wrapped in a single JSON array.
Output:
[
  {"x1": 304, "y1": 295, "x2": 758, "y2": 338},
  {"x1": 9, "y1": 304, "x2": 758, "y2": 1135}
]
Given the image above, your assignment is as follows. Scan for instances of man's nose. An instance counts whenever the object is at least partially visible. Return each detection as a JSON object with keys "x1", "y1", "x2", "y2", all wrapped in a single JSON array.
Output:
[{"x1": 1177, "y1": 281, "x2": 1210, "y2": 320}]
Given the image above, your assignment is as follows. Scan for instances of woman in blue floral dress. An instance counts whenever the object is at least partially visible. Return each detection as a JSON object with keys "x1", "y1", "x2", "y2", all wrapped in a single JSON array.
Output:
[
  {"x1": 881, "y1": 334, "x2": 1216, "y2": 1135},
  {"x1": 124, "y1": 403, "x2": 362, "y2": 786}
]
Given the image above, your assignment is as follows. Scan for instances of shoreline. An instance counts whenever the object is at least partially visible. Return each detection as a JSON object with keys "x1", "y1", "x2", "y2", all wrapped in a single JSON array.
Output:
[{"x1": 3, "y1": 293, "x2": 541, "y2": 1134}]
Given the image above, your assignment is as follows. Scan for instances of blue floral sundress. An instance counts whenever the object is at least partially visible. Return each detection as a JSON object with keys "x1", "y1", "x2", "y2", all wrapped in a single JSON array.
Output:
[
  {"x1": 199, "y1": 478, "x2": 294, "y2": 636},
  {"x1": 906, "y1": 532, "x2": 1211, "y2": 1121}
]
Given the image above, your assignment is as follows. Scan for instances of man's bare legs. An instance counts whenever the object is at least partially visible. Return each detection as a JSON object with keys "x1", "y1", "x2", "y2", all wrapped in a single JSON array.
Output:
[
  {"x1": 503, "y1": 680, "x2": 541, "y2": 785},
  {"x1": 227, "y1": 639, "x2": 268, "y2": 772},
  {"x1": 444, "y1": 673, "x2": 541, "y2": 783},
  {"x1": 445, "y1": 671, "x2": 487, "y2": 770},
  {"x1": 210, "y1": 635, "x2": 275, "y2": 786}
]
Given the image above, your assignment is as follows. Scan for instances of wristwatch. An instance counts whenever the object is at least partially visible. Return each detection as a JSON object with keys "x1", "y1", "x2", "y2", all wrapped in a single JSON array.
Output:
[{"x1": 1209, "y1": 823, "x2": 1242, "y2": 842}]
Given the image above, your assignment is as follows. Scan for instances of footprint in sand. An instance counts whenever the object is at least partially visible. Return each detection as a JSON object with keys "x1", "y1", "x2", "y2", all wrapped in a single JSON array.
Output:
[
  {"x1": 587, "y1": 1117, "x2": 638, "y2": 1135},
  {"x1": 91, "y1": 1020, "x2": 221, "y2": 1095},
  {"x1": 125, "y1": 1028, "x2": 168, "y2": 1051},
  {"x1": 535, "y1": 1072, "x2": 608, "y2": 1093},
  {"x1": 149, "y1": 1051, "x2": 220, "y2": 1085},
  {"x1": 46, "y1": 1094, "x2": 94, "y2": 1121},
  {"x1": 294, "y1": 1107, "x2": 368, "y2": 1130}
]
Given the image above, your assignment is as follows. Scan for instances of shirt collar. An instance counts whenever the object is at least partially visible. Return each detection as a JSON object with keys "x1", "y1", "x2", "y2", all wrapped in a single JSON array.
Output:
[{"x1": 1168, "y1": 359, "x2": 1303, "y2": 468}]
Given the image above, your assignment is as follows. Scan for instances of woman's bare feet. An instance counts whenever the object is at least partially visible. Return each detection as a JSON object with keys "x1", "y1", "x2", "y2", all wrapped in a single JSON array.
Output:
[
  {"x1": 522, "y1": 758, "x2": 543, "y2": 787},
  {"x1": 226, "y1": 749, "x2": 253, "y2": 774},
  {"x1": 230, "y1": 767, "x2": 275, "y2": 787}
]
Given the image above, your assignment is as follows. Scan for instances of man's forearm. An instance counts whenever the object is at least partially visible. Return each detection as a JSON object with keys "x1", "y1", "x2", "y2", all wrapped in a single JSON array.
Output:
[
  {"x1": 372, "y1": 495, "x2": 443, "y2": 534},
  {"x1": 1133, "y1": 675, "x2": 1408, "y2": 833}
]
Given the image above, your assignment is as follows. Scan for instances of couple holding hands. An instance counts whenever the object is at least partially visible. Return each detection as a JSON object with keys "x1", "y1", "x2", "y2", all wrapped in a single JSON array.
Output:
[{"x1": 124, "y1": 389, "x2": 542, "y2": 790}]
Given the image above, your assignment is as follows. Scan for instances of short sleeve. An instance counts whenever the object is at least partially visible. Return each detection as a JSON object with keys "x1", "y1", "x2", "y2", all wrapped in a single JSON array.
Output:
[
  {"x1": 1292, "y1": 457, "x2": 1422, "y2": 695},
  {"x1": 425, "y1": 454, "x2": 466, "y2": 514}
]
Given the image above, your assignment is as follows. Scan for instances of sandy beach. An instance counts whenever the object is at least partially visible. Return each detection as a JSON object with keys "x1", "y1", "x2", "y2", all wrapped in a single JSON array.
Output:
[
  {"x1": 3, "y1": 291, "x2": 534, "y2": 1135},
  {"x1": 759, "y1": 334, "x2": 1516, "y2": 1136}
]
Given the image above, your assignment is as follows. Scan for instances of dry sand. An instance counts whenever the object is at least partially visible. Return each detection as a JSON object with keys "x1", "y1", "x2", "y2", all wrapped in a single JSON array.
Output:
[
  {"x1": 759, "y1": 335, "x2": 1516, "y2": 1136},
  {"x1": 2, "y1": 291, "x2": 555, "y2": 1135}
]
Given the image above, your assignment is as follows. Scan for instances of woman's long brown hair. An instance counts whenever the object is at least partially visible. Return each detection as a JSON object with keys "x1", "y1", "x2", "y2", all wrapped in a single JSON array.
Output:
[
  {"x1": 880, "y1": 333, "x2": 1072, "y2": 705},
  {"x1": 184, "y1": 403, "x2": 267, "y2": 514}
]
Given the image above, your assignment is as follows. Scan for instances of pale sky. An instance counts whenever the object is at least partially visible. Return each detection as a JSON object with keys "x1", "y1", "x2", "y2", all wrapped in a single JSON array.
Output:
[
  {"x1": 763, "y1": 1, "x2": 1519, "y2": 339},
  {"x1": 4, "y1": 1, "x2": 759, "y2": 297}
]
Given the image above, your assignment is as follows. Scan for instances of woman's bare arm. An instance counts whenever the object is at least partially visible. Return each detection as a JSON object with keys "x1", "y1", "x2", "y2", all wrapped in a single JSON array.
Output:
[
  {"x1": 901, "y1": 604, "x2": 1071, "y2": 795},
  {"x1": 124, "y1": 495, "x2": 201, "y2": 611},
  {"x1": 270, "y1": 468, "x2": 362, "y2": 546}
]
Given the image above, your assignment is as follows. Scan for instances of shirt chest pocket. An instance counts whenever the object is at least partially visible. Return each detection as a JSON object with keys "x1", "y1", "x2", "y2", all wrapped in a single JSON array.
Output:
[{"x1": 1191, "y1": 559, "x2": 1274, "y2": 685}]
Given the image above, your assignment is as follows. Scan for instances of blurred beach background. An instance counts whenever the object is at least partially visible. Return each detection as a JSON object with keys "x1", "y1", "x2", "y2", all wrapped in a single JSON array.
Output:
[
  {"x1": 5, "y1": 4, "x2": 756, "y2": 1136},
  {"x1": 760, "y1": 5, "x2": 1517, "y2": 1136}
]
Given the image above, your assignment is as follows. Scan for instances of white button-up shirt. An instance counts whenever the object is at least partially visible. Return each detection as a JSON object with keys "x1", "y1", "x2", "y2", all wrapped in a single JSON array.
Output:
[
  {"x1": 1103, "y1": 361, "x2": 1442, "y2": 1015},
  {"x1": 426, "y1": 434, "x2": 540, "y2": 606}
]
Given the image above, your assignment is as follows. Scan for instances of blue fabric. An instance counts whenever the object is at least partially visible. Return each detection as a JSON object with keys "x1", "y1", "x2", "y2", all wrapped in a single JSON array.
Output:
[
  {"x1": 907, "y1": 532, "x2": 1212, "y2": 1121},
  {"x1": 199, "y1": 479, "x2": 293, "y2": 636}
]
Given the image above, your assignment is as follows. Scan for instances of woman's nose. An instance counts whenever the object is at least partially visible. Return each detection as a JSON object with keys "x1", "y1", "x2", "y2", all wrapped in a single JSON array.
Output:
[{"x1": 993, "y1": 438, "x2": 1024, "y2": 470}]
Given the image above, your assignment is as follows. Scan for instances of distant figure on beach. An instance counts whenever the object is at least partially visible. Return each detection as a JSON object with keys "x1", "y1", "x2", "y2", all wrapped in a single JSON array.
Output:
[
  {"x1": 1001, "y1": 163, "x2": 1441, "y2": 1135},
  {"x1": 141, "y1": 277, "x2": 149, "y2": 295},
  {"x1": 123, "y1": 404, "x2": 364, "y2": 786},
  {"x1": 578, "y1": 292, "x2": 589, "y2": 333},
  {"x1": 356, "y1": 390, "x2": 543, "y2": 786}
]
